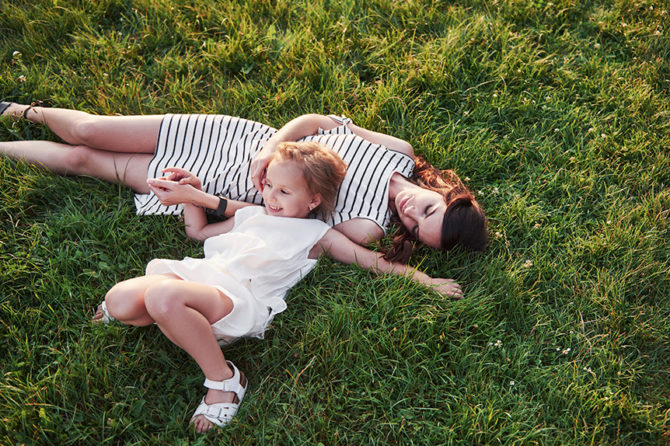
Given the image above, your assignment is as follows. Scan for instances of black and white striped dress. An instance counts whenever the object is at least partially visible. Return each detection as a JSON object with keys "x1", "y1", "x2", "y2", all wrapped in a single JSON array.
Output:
[{"x1": 134, "y1": 114, "x2": 414, "y2": 232}]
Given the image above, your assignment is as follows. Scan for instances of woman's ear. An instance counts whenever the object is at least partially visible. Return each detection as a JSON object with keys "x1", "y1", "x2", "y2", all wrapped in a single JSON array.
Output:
[{"x1": 309, "y1": 194, "x2": 323, "y2": 211}]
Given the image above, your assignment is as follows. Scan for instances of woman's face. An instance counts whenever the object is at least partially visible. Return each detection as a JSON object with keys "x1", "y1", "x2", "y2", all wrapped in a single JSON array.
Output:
[{"x1": 394, "y1": 187, "x2": 447, "y2": 249}]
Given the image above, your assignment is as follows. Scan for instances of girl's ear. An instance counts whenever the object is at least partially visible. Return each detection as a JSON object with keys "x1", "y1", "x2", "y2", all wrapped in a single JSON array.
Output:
[{"x1": 309, "y1": 194, "x2": 323, "y2": 211}]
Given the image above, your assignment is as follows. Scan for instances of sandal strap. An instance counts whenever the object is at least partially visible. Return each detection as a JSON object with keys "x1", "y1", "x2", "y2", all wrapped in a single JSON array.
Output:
[
  {"x1": 100, "y1": 301, "x2": 115, "y2": 323},
  {"x1": 0, "y1": 101, "x2": 11, "y2": 116},
  {"x1": 203, "y1": 361, "x2": 246, "y2": 397}
]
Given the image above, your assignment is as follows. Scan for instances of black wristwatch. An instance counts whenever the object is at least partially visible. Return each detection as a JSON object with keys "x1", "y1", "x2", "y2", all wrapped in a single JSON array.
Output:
[{"x1": 206, "y1": 197, "x2": 228, "y2": 219}]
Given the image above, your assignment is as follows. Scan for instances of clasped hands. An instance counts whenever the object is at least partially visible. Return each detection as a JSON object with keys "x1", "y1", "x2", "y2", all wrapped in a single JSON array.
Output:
[{"x1": 146, "y1": 167, "x2": 203, "y2": 206}]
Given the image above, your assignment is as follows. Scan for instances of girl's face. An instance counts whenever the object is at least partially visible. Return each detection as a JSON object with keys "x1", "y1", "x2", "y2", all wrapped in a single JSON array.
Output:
[
  {"x1": 394, "y1": 186, "x2": 447, "y2": 249},
  {"x1": 262, "y1": 158, "x2": 321, "y2": 218}
]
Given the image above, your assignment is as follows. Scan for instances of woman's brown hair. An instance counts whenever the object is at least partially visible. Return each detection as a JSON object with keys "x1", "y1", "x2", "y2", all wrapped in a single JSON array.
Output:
[{"x1": 383, "y1": 156, "x2": 488, "y2": 263}]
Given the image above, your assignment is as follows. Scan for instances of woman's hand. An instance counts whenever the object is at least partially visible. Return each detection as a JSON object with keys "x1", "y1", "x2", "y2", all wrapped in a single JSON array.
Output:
[
  {"x1": 250, "y1": 142, "x2": 277, "y2": 191},
  {"x1": 427, "y1": 278, "x2": 464, "y2": 299}
]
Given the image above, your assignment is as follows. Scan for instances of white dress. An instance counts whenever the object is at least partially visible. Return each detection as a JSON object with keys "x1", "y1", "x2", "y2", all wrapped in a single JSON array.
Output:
[{"x1": 146, "y1": 206, "x2": 330, "y2": 345}]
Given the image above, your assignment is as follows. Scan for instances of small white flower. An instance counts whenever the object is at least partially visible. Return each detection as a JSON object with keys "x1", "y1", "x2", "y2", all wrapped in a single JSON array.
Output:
[
  {"x1": 492, "y1": 187, "x2": 499, "y2": 195},
  {"x1": 524, "y1": 260, "x2": 533, "y2": 268},
  {"x1": 463, "y1": 111, "x2": 469, "y2": 116},
  {"x1": 478, "y1": 190, "x2": 484, "y2": 196},
  {"x1": 601, "y1": 133, "x2": 607, "y2": 138},
  {"x1": 17, "y1": 75, "x2": 26, "y2": 82},
  {"x1": 606, "y1": 220, "x2": 611, "y2": 224},
  {"x1": 542, "y1": 105, "x2": 548, "y2": 110},
  {"x1": 503, "y1": 134, "x2": 509, "y2": 140},
  {"x1": 622, "y1": 23, "x2": 627, "y2": 27},
  {"x1": 656, "y1": 30, "x2": 662, "y2": 36},
  {"x1": 562, "y1": 348, "x2": 571, "y2": 355},
  {"x1": 103, "y1": 73, "x2": 109, "y2": 78},
  {"x1": 494, "y1": 340, "x2": 503, "y2": 348},
  {"x1": 495, "y1": 231, "x2": 502, "y2": 239},
  {"x1": 464, "y1": 177, "x2": 470, "y2": 182},
  {"x1": 556, "y1": 347, "x2": 561, "y2": 351},
  {"x1": 583, "y1": 366, "x2": 592, "y2": 373},
  {"x1": 12, "y1": 51, "x2": 21, "y2": 58},
  {"x1": 493, "y1": 93, "x2": 498, "y2": 98},
  {"x1": 594, "y1": 43, "x2": 601, "y2": 49},
  {"x1": 587, "y1": 127, "x2": 594, "y2": 133},
  {"x1": 517, "y1": 69, "x2": 521, "y2": 73},
  {"x1": 509, "y1": 380, "x2": 515, "y2": 386},
  {"x1": 554, "y1": 128, "x2": 559, "y2": 132}
]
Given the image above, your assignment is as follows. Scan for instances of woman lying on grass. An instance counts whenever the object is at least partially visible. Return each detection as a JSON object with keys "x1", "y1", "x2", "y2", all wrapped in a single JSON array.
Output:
[
  {"x1": 0, "y1": 102, "x2": 488, "y2": 296},
  {"x1": 93, "y1": 142, "x2": 455, "y2": 432}
]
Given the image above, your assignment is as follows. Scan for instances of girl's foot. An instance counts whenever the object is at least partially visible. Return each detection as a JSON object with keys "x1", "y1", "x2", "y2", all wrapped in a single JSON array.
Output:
[
  {"x1": 191, "y1": 361, "x2": 247, "y2": 432},
  {"x1": 92, "y1": 301, "x2": 115, "y2": 324}
]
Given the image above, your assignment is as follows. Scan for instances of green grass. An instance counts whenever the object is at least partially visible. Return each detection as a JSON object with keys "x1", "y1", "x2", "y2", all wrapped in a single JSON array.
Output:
[{"x1": 1, "y1": 0, "x2": 668, "y2": 444}]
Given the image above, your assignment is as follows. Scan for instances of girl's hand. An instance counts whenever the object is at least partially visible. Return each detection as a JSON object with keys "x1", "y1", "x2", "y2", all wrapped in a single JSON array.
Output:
[
  {"x1": 250, "y1": 142, "x2": 278, "y2": 191},
  {"x1": 162, "y1": 167, "x2": 202, "y2": 191},
  {"x1": 147, "y1": 179, "x2": 200, "y2": 206},
  {"x1": 428, "y1": 278, "x2": 464, "y2": 299}
]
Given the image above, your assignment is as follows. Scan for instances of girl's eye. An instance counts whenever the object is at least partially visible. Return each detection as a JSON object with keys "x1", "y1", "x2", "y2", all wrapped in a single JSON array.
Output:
[{"x1": 281, "y1": 189, "x2": 289, "y2": 195}]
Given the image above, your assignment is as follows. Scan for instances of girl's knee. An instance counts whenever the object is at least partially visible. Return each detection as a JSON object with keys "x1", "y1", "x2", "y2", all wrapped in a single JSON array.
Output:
[
  {"x1": 144, "y1": 282, "x2": 182, "y2": 320},
  {"x1": 105, "y1": 280, "x2": 148, "y2": 321}
]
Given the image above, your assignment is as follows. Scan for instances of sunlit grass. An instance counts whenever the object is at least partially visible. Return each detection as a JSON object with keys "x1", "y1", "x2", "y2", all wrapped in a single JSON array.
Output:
[{"x1": 1, "y1": 0, "x2": 668, "y2": 444}]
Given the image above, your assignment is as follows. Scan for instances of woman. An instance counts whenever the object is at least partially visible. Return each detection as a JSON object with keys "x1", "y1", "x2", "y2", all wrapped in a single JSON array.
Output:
[{"x1": 0, "y1": 102, "x2": 487, "y2": 294}]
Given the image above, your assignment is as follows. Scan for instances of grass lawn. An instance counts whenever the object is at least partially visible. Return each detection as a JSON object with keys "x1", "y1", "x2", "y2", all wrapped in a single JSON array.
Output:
[{"x1": 1, "y1": 0, "x2": 668, "y2": 444}]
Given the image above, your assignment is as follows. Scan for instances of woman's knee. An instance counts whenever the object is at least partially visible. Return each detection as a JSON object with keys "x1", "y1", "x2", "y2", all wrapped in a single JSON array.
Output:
[
  {"x1": 70, "y1": 118, "x2": 101, "y2": 147},
  {"x1": 62, "y1": 145, "x2": 95, "y2": 174}
]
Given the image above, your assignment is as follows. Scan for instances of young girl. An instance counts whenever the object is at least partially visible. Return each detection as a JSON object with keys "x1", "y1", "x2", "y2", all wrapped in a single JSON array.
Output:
[
  {"x1": 96, "y1": 140, "x2": 462, "y2": 432},
  {"x1": 95, "y1": 141, "x2": 347, "y2": 433}
]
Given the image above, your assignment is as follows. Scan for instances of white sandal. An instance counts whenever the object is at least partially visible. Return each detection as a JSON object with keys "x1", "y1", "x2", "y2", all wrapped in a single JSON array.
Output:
[
  {"x1": 95, "y1": 301, "x2": 116, "y2": 324},
  {"x1": 191, "y1": 360, "x2": 247, "y2": 428}
]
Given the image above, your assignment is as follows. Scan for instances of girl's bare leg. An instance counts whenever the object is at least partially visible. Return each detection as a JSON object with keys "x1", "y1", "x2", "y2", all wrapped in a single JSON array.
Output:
[
  {"x1": 3, "y1": 103, "x2": 162, "y2": 153},
  {"x1": 143, "y1": 278, "x2": 239, "y2": 433},
  {"x1": 105, "y1": 274, "x2": 241, "y2": 432}
]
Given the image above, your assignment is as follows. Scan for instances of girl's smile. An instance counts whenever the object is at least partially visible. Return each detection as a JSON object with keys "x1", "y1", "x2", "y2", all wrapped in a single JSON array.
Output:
[{"x1": 261, "y1": 159, "x2": 321, "y2": 219}]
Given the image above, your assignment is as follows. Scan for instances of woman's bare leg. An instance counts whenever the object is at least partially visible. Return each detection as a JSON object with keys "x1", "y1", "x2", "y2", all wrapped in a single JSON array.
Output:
[
  {"x1": 0, "y1": 140, "x2": 153, "y2": 192},
  {"x1": 3, "y1": 103, "x2": 163, "y2": 153}
]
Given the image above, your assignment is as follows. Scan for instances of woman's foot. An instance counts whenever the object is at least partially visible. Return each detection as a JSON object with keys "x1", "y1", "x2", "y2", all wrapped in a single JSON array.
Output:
[
  {"x1": 0, "y1": 102, "x2": 45, "y2": 122},
  {"x1": 0, "y1": 102, "x2": 27, "y2": 118}
]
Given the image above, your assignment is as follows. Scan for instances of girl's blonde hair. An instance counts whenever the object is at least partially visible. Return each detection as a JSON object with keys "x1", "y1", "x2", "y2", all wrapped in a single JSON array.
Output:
[{"x1": 271, "y1": 142, "x2": 347, "y2": 217}]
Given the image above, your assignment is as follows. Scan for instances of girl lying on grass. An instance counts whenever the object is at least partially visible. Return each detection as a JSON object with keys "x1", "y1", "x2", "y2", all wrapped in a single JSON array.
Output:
[{"x1": 93, "y1": 142, "x2": 458, "y2": 432}]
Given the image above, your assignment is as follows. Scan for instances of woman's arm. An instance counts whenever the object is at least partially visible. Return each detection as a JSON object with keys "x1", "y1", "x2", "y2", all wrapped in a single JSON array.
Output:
[
  {"x1": 310, "y1": 228, "x2": 463, "y2": 299},
  {"x1": 250, "y1": 114, "x2": 414, "y2": 189}
]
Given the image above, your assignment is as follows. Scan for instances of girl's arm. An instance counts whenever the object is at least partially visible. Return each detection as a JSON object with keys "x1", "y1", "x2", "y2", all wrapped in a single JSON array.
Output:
[
  {"x1": 310, "y1": 228, "x2": 463, "y2": 299},
  {"x1": 180, "y1": 202, "x2": 236, "y2": 241},
  {"x1": 250, "y1": 114, "x2": 414, "y2": 190},
  {"x1": 148, "y1": 167, "x2": 255, "y2": 217}
]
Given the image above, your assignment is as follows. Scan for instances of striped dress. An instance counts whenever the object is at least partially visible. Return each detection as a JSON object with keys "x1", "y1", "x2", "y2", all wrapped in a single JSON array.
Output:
[{"x1": 134, "y1": 114, "x2": 415, "y2": 232}]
